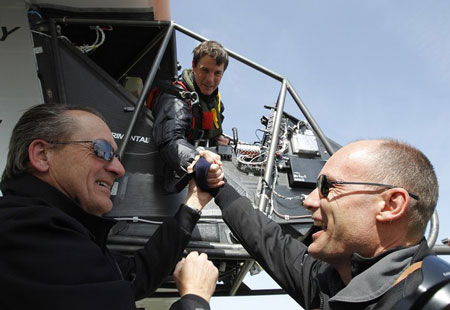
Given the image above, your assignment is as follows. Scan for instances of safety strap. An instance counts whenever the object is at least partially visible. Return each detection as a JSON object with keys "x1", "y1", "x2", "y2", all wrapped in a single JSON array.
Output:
[
  {"x1": 146, "y1": 80, "x2": 198, "y2": 110},
  {"x1": 310, "y1": 261, "x2": 422, "y2": 310},
  {"x1": 212, "y1": 92, "x2": 221, "y2": 129},
  {"x1": 392, "y1": 261, "x2": 423, "y2": 287}
]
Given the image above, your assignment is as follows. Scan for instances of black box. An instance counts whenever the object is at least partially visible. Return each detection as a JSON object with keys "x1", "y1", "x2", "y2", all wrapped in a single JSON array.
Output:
[{"x1": 287, "y1": 156, "x2": 325, "y2": 188}]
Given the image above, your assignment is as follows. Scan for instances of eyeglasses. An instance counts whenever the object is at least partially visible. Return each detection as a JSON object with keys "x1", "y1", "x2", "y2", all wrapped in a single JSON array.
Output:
[
  {"x1": 48, "y1": 139, "x2": 120, "y2": 162},
  {"x1": 316, "y1": 174, "x2": 420, "y2": 200}
]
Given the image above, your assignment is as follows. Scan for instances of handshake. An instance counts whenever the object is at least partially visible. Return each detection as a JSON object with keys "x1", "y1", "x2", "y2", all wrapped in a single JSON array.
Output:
[
  {"x1": 173, "y1": 150, "x2": 225, "y2": 307},
  {"x1": 183, "y1": 150, "x2": 225, "y2": 212}
]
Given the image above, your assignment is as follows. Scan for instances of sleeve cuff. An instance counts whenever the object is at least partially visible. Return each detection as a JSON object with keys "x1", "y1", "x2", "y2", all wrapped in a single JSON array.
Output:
[
  {"x1": 180, "y1": 294, "x2": 210, "y2": 310},
  {"x1": 214, "y1": 183, "x2": 242, "y2": 210},
  {"x1": 174, "y1": 204, "x2": 201, "y2": 233}
]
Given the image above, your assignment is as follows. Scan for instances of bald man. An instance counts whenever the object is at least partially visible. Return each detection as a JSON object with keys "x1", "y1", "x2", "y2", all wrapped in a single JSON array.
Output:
[{"x1": 206, "y1": 139, "x2": 439, "y2": 309}]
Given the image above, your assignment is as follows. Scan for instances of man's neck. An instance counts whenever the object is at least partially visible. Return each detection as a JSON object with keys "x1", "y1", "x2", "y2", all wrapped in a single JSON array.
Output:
[{"x1": 334, "y1": 261, "x2": 353, "y2": 285}]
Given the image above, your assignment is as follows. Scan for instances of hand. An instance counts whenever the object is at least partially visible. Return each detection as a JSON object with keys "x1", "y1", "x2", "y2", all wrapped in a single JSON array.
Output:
[
  {"x1": 198, "y1": 149, "x2": 222, "y2": 165},
  {"x1": 184, "y1": 178, "x2": 212, "y2": 210},
  {"x1": 198, "y1": 150, "x2": 225, "y2": 188},
  {"x1": 173, "y1": 252, "x2": 218, "y2": 303},
  {"x1": 206, "y1": 163, "x2": 225, "y2": 188},
  {"x1": 184, "y1": 157, "x2": 212, "y2": 210},
  {"x1": 216, "y1": 135, "x2": 230, "y2": 146}
]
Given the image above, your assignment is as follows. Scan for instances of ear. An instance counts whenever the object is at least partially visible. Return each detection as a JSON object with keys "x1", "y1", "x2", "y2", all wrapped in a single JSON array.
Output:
[
  {"x1": 376, "y1": 189, "x2": 410, "y2": 223},
  {"x1": 28, "y1": 139, "x2": 51, "y2": 173},
  {"x1": 192, "y1": 59, "x2": 196, "y2": 69}
]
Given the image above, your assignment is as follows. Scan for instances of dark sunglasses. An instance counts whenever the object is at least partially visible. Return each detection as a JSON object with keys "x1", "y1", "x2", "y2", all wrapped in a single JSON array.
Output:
[
  {"x1": 48, "y1": 139, "x2": 120, "y2": 162},
  {"x1": 317, "y1": 174, "x2": 420, "y2": 200}
]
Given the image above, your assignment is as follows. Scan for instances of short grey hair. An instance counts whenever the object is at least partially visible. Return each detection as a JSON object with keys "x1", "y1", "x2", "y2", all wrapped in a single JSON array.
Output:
[
  {"x1": 2, "y1": 103, "x2": 105, "y2": 182},
  {"x1": 368, "y1": 139, "x2": 438, "y2": 237}
]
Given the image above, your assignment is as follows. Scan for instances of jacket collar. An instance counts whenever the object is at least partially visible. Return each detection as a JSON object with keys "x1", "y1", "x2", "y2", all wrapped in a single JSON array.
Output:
[
  {"x1": 0, "y1": 173, "x2": 116, "y2": 247},
  {"x1": 181, "y1": 69, "x2": 219, "y2": 103},
  {"x1": 329, "y1": 239, "x2": 431, "y2": 304},
  {"x1": 350, "y1": 238, "x2": 432, "y2": 277}
]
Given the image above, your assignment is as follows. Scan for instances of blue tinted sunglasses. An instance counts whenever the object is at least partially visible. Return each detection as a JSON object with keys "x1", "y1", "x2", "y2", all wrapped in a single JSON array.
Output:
[{"x1": 48, "y1": 139, "x2": 120, "y2": 162}]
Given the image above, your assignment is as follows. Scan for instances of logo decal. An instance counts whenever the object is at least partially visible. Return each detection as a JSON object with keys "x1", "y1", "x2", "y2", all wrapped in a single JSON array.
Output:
[{"x1": 0, "y1": 26, "x2": 20, "y2": 42}]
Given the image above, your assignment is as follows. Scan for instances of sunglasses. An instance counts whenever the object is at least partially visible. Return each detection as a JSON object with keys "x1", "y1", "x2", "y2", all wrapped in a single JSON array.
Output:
[
  {"x1": 48, "y1": 139, "x2": 120, "y2": 162},
  {"x1": 316, "y1": 174, "x2": 420, "y2": 200}
]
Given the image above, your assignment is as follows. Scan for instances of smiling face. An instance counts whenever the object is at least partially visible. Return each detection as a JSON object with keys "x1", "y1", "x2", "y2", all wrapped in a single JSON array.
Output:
[
  {"x1": 46, "y1": 110, "x2": 125, "y2": 216},
  {"x1": 303, "y1": 141, "x2": 383, "y2": 265},
  {"x1": 192, "y1": 55, "x2": 225, "y2": 96}
]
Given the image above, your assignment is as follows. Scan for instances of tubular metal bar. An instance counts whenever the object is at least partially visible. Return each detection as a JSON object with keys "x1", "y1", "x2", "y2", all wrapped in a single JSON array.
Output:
[
  {"x1": 118, "y1": 22, "x2": 175, "y2": 160},
  {"x1": 220, "y1": 288, "x2": 286, "y2": 297},
  {"x1": 49, "y1": 19, "x2": 67, "y2": 104},
  {"x1": 287, "y1": 80, "x2": 335, "y2": 156},
  {"x1": 433, "y1": 245, "x2": 450, "y2": 255},
  {"x1": 174, "y1": 23, "x2": 284, "y2": 81},
  {"x1": 54, "y1": 17, "x2": 171, "y2": 27},
  {"x1": 188, "y1": 248, "x2": 251, "y2": 260},
  {"x1": 186, "y1": 241, "x2": 247, "y2": 251},
  {"x1": 116, "y1": 29, "x2": 167, "y2": 82},
  {"x1": 169, "y1": 31, "x2": 179, "y2": 80},
  {"x1": 108, "y1": 244, "x2": 252, "y2": 260},
  {"x1": 229, "y1": 260, "x2": 254, "y2": 296},
  {"x1": 258, "y1": 79, "x2": 288, "y2": 212},
  {"x1": 152, "y1": 288, "x2": 287, "y2": 298},
  {"x1": 109, "y1": 235, "x2": 247, "y2": 251},
  {"x1": 427, "y1": 210, "x2": 439, "y2": 248}
]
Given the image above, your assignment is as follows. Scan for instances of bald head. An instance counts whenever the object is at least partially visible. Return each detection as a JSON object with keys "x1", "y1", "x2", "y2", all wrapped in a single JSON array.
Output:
[
  {"x1": 324, "y1": 140, "x2": 382, "y2": 181},
  {"x1": 325, "y1": 139, "x2": 438, "y2": 237}
]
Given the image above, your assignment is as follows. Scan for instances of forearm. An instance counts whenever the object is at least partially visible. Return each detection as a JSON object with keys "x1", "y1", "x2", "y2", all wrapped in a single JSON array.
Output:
[
  {"x1": 214, "y1": 183, "x2": 311, "y2": 302},
  {"x1": 128, "y1": 205, "x2": 201, "y2": 299},
  {"x1": 159, "y1": 139, "x2": 198, "y2": 174}
]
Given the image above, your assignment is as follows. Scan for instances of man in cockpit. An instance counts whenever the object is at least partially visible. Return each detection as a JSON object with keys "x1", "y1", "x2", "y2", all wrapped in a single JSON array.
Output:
[
  {"x1": 151, "y1": 40, "x2": 230, "y2": 191},
  {"x1": 202, "y1": 138, "x2": 441, "y2": 309}
]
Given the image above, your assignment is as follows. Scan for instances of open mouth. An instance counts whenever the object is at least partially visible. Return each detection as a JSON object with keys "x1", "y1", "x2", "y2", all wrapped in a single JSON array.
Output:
[
  {"x1": 314, "y1": 220, "x2": 327, "y2": 231},
  {"x1": 202, "y1": 85, "x2": 215, "y2": 91},
  {"x1": 96, "y1": 181, "x2": 111, "y2": 190}
]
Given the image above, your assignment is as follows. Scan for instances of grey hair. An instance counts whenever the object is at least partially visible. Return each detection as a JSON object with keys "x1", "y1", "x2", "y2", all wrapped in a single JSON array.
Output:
[
  {"x1": 2, "y1": 103, "x2": 105, "y2": 182},
  {"x1": 368, "y1": 139, "x2": 439, "y2": 237}
]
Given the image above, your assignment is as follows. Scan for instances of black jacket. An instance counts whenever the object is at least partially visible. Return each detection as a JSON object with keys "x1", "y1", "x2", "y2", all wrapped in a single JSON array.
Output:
[
  {"x1": 0, "y1": 173, "x2": 209, "y2": 310},
  {"x1": 214, "y1": 183, "x2": 435, "y2": 310},
  {"x1": 152, "y1": 69, "x2": 225, "y2": 176}
]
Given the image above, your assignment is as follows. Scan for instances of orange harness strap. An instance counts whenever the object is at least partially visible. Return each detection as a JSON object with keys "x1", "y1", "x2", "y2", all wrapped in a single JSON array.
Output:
[{"x1": 392, "y1": 261, "x2": 423, "y2": 287}]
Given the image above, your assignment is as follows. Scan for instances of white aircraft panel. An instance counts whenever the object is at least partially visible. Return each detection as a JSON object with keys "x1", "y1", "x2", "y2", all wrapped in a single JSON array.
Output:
[{"x1": 0, "y1": 1, "x2": 43, "y2": 179}]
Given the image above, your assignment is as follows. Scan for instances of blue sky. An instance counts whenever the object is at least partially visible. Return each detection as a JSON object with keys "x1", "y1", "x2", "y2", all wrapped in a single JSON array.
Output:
[{"x1": 172, "y1": 1, "x2": 450, "y2": 309}]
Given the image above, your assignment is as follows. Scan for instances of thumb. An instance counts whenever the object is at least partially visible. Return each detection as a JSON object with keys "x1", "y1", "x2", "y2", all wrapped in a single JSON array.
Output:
[
  {"x1": 173, "y1": 257, "x2": 186, "y2": 277},
  {"x1": 209, "y1": 163, "x2": 220, "y2": 172}
]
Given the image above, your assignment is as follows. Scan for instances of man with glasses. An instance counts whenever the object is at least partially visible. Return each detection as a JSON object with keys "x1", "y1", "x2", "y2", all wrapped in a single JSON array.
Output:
[
  {"x1": 204, "y1": 139, "x2": 439, "y2": 309},
  {"x1": 0, "y1": 104, "x2": 221, "y2": 310}
]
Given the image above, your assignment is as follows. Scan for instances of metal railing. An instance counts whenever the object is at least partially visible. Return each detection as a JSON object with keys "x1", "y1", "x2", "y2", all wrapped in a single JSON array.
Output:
[{"x1": 50, "y1": 17, "x2": 447, "y2": 296}]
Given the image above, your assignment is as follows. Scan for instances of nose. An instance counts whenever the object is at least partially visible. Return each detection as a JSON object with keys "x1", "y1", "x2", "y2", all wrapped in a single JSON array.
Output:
[
  {"x1": 205, "y1": 71, "x2": 215, "y2": 84},
  {"x1": 106, "y1": 156, "x2": 126, "y2": 178},
  {"x1": 303, "y1": 187, "x2": 321, "y2": 212}
]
